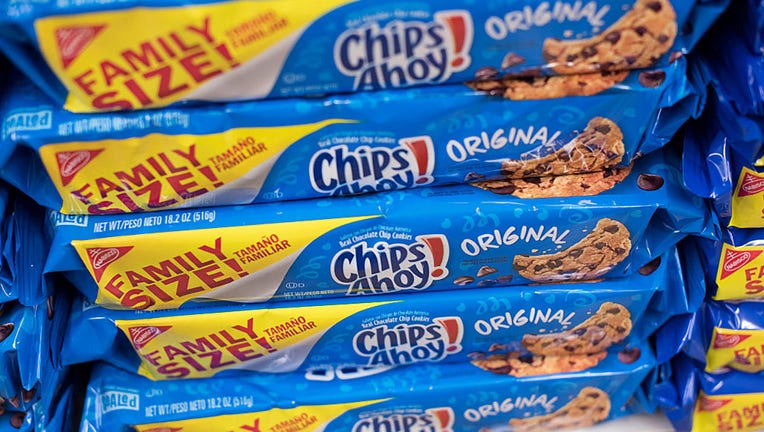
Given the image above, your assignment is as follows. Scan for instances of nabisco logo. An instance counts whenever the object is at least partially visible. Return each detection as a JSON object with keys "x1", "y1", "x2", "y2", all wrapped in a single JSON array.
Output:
[
  {"x1": 698, "y1": 395, "x2": 733, "y2": 412},
  {"x1": 55, "y1": 24, "x2": 106, "y2": 69},
  {"x1": 91, "y1": 248, "x2": 120, "y2": 270},
  {"x1": 738, "y1": 171, "x2": 764, "y2": 197},
  {"x1": 720, "y1": 248, "x2": 763, "y2": 280},
  {"x1": 128, "y1": 325, "x2": 171, "y2": 349},
  {"x1": 55, "y1": 149, "x2": 103, "y2": 186},
  {"x1": 713, "y1": 332, "x2": 752, "y2": 349},
  {"x1": 84, "y1": 246, "x2": 133, "y2": 282}
]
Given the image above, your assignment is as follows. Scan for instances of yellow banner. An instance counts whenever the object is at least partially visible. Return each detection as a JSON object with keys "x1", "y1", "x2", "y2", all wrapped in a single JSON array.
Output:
[
  {"x1": 714, "y1": 244, "x2": 764, "y2": 301},
  {"x1": 39, "y1": 120, "x2": 347, "y2": 214},
  {"x1": 116, "y1": 301, "x2": 391, "y2": 380},
  {"x1": 707, "y1": 328, "x2": 764, "y2": 373},
  {"x1": 731, "y1": 168, "x2": 764, "y2": 228},
  {"x1": 135, "y1": 401, "x2": 384, "y2": 432},
  {"x1": 34, "y1": 0, "x2": 352, "y2": 112},
  {"x1": 693, "y1": 392, "x2": 764, "y2": 432},
  {"x1": 73, "y1": 216, "x2": 376, "y2": 310}
]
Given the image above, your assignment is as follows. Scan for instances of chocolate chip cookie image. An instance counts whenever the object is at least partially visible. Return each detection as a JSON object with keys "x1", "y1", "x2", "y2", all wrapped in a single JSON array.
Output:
[
  {"x1": 543, "y1": 0, "x2": 677, "y2": 74},
  {"x1": 471, "y1": 165, "x2": 632, "y2": 198},
  {"x1": 497, "y1": 117, "x2": 625, "y2": 179},
  {"x1": 512, "y1": 218, "x2": 631, "y2": 282},
  {"x1": 470, "y1": 350, "x2": 607, "y2": 377},
  {"x1": 466, "y1": 70, "x2": 629, "y2": 100},
  {"x1": 522, "y1": 302, "x2": 632, "y2": 356},
  {"x1": 507, "y1": 387, "x2": 611, "y2": 432}
]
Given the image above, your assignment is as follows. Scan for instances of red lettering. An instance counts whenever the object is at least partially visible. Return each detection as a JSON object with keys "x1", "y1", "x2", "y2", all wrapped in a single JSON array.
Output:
[
  {"x1": 163, "y1": 273, "x2": 204, "y2": 298},
  {"x1": 116, "y1": 192, "x2": 144, "y2": 212},
  {"x1": 194, "y1": 264, "x2": 234, "y2": 289},
  {"x1": 104, "y1": 274, "x2": 126, "y2": 298},
  {"x1": 745, "y1": 279, "x2": 764, "y2": 295},
  {"x1": 144, "y1": 65, "x2": 189, "y2": 98},
  {"x1": 71, "y1": 183, "x2": 94, "y2": 204},
  {"x1": 142, "y1": 350, "x2": 163, "y2": 366},
  {"x1": 92, "y1": 91, "x2": 133, "y2": 110},
  {"x1": 132, "y1": 180, "x2": 177, "y2": 209},
  {"x1": 156, "y1": 362, "x2": 189, "y2": 378},
  {"x1": 240, "y1": 419, "x2": 260, "y2": 432},
  {"x1": 100, "y1": 60, "x2": 130, "y2": 86},
  {"x1": 144, "y1": 283, "x2": 173, "y2": 302},
  {"x1": 179, "y1": 50, "x2": 222, "y2": 83},
  {"x1": 121, "y1": 288, "x2": 155, "y2": 310},
  {"x1": 167, "y1": 171, "x2": 208, "y2": 199},
  {"x1": 226, "y1": 341, "x2": 263, "y2": 362},
  {"x1": 86, "y1": 200, "x2": 123, "y2": 215},
  {"x1": 198, "y1": 350, "x2": 235, "y2": 369},
  {"x1": 74, "y1": 69, "x2": 97, "y2": 95},
  {"x1": 124, "y1": 79, "x2": 153, "y2": 106}
]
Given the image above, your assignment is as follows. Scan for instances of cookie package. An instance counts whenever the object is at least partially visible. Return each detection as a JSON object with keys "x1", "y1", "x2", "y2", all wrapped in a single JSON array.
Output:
[
  {"x1": 695, "y1": 225, "x2": 764, "y2": 302},
  {"x1": 679, "y1": 300, "x2": 764, "y2": 374},
  {"x1": 43, "y1": 147, "x2": 713, "y2": 312},
  {"x1": 0, "y1": 59, "x2": 699, "y2": 215},
  {"x1": 681, "y1": 16, "x2": 764, "y2": 229},
  {"x1": 0, "y1": 0, "x2": 727, "y2": 112},
  {"x1": 659, "y1": 354, "x2": 764, "y2": 432},
  {"x1": 59, "y1": 246, "x2": 693, "y2": 380},
  {"x1": 80, "y1": 345, "x2": 655, "y2": 432}
]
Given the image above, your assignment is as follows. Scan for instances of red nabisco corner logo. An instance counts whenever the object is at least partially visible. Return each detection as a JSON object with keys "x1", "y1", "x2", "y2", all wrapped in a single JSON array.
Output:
[
  {"x1": 720, "y1": 248, "x2": 763, "y2": 280},
  {"x1": 56, "y1": 149, "x2": 103, "y2": 186},
  {"x1": 86, "y1": 246, "x2": 133, "y2": 282},
  {"x1": 713, "y1": 332, "x2": 752, "y2": 349},
  {"x1": 128, "y1": 325, "x2": 172, "y2": 350},
  {"x1": 738, "y1": 171, "x2": 764, "y2": 197},
  {"x1": 698, "y1": 395, "x2": 733, "y2": 412},
  {"x1": 427, "y1": 407, "x2": 455, "y2": 432},
  {"x1": 54, "y1": 24, "x2": 106, "y2": 69}
]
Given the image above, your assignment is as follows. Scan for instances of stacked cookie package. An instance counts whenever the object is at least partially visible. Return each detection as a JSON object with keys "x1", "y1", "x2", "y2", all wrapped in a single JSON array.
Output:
[
  {"x1": 0, "y1": 1, "x2": 733, "y2": 431},
  {"x1": 656, "y1": 3, "x2": 764, "y2": 432}
]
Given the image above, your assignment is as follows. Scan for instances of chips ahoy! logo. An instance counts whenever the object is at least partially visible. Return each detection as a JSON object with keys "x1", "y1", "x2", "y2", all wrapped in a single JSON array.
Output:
[
  {"x1": 332, "y1": 234, "x2": 449, "y2": 295},
  {"x1": 310, "y1": 136, "x2": 435, "y2": 196},
  {"x1": 353, "y1": 407, "x2": 455, "y2": 432},
  {"x1": 353, "y1": 317, "x2": 463, "y2": 367},
  {"x1": 334, "y1": 11, "x2": 474, "y2": 89}
]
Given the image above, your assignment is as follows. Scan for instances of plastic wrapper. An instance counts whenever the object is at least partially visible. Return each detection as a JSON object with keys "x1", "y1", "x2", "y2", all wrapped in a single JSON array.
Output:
[
  {"x1": 0, "y1": 59, "x2": 703, "y2": 214},
  {"x1": 61, "y1": 247, "x2": 692, "y2": 381},
  {"x1": 43, "y1": 148, "x2": 713, "y2": 311},
  {"x1": 0, "y1": 0, "x2": 728, "y2": 112},
  {"x1": 696, "y1": 226, "x2": 764, "y2": 302},
  {"x1": 79, "y1": 348, "x2": 655, "y2": 432}
]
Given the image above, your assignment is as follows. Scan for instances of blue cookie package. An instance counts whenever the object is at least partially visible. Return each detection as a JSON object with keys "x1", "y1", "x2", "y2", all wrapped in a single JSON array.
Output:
[
  {"x1": 59, "y1": 245, "x2": 697, "y2": 382},
  {"x1": 0, "y1": 58, "x2": 702, "y2": 215},
  {"x1": 657, "y1": 354, "x2": 764, "y2": 432},
  {"x1": 79, "y1": 349, "x2": 656, "y2": 432},
  {"x1": 42, "y1": 147, "x2": 713, "y2": 312},
  {"x1": 0, "y1": 0, "x2": 728, "y2": 112}
]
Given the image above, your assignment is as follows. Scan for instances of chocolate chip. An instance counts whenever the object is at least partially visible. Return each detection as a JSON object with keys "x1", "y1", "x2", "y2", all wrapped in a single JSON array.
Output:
[
  {"x1": 564, "y1": 346, "x2": 576, "y2": 352},
  {"x1": 615, "y1": 247, "x2": 627, "y2": 255},
  {"x1": 496, "y1": 275, "x2": 513, "y2": 284},
  {"x1": 637, "y1": 173, "x2": 665, "y2": 190},
  {"x1": 464, "y1": 172, "x2": 484, "y2": 182},
  {"x1": 491, "y1": 365, "x2": 512, "y2": 375},
  {"x1": 597, "y1": 323, "x2": 608, "y2": 328},
  {"x1": 477, "y1": 265, "x2": 498, "y2": 278},
  {"x1": 603, "y1": 225, "x2": 620, "y2": 234},
  {"x1": 21, "y1": 388, "x2": 35, "y2": 403},
  {"x1": 669, "y1": 51, "x2": 684, "y2": 64},
  {"x1": 474, "y1": 66, "x2": 499, "y2": 81},
  {"x1": 607, "y1": 307, "x2": 621, "y2": 314},
  {"x1": 657, "y1": 34, "x2": 669, "y2": 43},
  {"x1": 588, "y1": 264, "x2": 599, "y2": 270},
  {"x1": 513, "y1": 263, "x2": 527, "y2": 271},
  {"x1": 467, "y1": 351, "x2": 486, "y2": 360},
  {"x1": 0, "y1": 323, "x2": 13, "y2": 343},
  {"x1": 488, "y1": 185, "x2": 517, "y2": 195},
  {"x1": 559, "y1": 153, "x2": 571, "y2": 162},
  {"x1": 638, "y1": 257, "x2": 662, "y2": 275},
  {"x1": 635, "y1": 26, "x2": 647, "y2": 36},
  {"x1": 588, "y1": 392, "x2": 602, "y2": 398},
  {"x1": 604, "y1": 31, "x2": 621, "y2": 44},
  {"x1": 646, "y1": 1, "x2": 662, "y2": 12},
  {"x1": 518, "y1": 353, "x2": 535, "y2": 364},
  {"x1": 593, "y1": 124, "x2": 611, "y2": 134},
  {"x1": 618, "y1": 346, "x2": 642, "y2": 364},
  {"x1": 573, "y1": 328, "x2": 587, "y2": 336},
  {"x1": 489, "y1": 343, "x2": 509, "y2": 352},
  {"x1": 501, "y1": 52, "x2": 525, "y2": 69},
  {"x1": 8, "y1": 396, "x2": 18, "y2": 408},
  {"x1": 639, "y1": 70, "x2": 667, "y2": 89},
  {"x1": 566, "y1": 54, "x2": 579, "y2": 63},
  {"x1": 453, "y1": 276, "x2": 475, "y2": 286},
  {"x1": 478, "y1": 279, "x2": 497, "y2": 288},
  {"x1": 487, "y1": 87, "x2": 506, "y2": 97},
  {"x1": 625, "y1": 56, "x2": 637, "y2": 65},
  {"x1": 523, "y1": 176, "x2": 542, "y2": 185},
  {"x1": 595, "y1": 242, "x2": 606, "y2": 249},
  {"x1": 616, "y1": 326, "x2": 628, "y2": 333},
  {"x1": 547, "y1": 259, "x2": 563, "y2": 269},
  {"x1": 581, "y1": 46, "x2": 598, "y2": 58},
  {"x1": 46, "y1": 296, "x2": 54, "y2": 320},
  {"x1": 534, "y1": 265, "x2": 545, "y2": 272},
  {"x1": 9, "y1": 413, "x2": 23, "y2": 429},
  {"x1": 569, "y1": 249, "x2": 583, "y2": 258}
]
